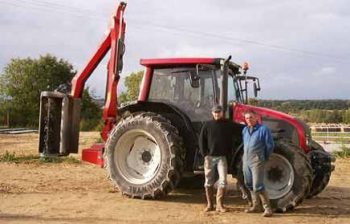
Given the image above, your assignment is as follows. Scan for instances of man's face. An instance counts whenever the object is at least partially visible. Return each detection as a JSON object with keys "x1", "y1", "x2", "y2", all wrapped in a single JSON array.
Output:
[
  {"x1": 244, "y1": 113, "x2": 257, "y2": 127},
  {"x1": 212, "y1": 111, "x2": 224, "y2": 120}
]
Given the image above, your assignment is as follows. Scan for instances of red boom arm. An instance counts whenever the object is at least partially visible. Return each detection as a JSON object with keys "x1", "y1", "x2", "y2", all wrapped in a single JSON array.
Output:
[{"x1": 70, "y1": 2, "x2": 126, "y2": 141}]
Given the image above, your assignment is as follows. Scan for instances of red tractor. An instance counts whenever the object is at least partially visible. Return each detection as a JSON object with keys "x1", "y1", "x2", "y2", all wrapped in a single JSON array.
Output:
[{"x1": 38, "y1": 2, "x2": 335, "y2": 212}]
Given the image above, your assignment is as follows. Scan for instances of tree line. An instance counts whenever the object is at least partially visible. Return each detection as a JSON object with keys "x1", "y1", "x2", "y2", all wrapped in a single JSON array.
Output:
[{"x1": 256, "y1": 100, "x2": 350, "y2": 123}]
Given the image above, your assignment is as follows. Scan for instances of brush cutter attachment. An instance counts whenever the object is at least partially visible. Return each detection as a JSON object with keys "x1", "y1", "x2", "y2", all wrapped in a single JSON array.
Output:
[{"x1": 38, "y1": 91, "x2": 80, "y2": 156}]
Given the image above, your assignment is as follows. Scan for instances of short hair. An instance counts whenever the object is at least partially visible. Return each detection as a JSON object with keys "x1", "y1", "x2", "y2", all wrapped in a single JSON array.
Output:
[
  {"x1": 243, "y1": 110, "x2": 257, "y2": 116},
  {"x1": 211, "y1": 104, "x2": 223, "y2": 112}
]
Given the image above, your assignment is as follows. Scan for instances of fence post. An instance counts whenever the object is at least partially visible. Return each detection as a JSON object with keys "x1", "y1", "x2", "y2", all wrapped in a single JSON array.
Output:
[{"x1": 6, "y1": 111, "x2": 9, "y2": 128}]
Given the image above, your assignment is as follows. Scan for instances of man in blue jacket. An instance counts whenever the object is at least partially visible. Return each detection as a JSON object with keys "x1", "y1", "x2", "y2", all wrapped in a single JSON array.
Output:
[{"x1": 242, "y1": 110, "x2": 274, "y2": 217}]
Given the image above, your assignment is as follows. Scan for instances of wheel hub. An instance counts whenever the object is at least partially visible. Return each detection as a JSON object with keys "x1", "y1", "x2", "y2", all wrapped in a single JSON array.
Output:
[
  {"x1": 114, "y1": 129, "x2": 161, "y2": 185},
  {"x1": 265, "y1": 153, "x2": 294, "y2": 199},
  {"x1": 268, "y1": 166, "x2": 284, "y2": 183},
  {"x1": 141, "y1": 150, "x2": 152, "y2": 163}
]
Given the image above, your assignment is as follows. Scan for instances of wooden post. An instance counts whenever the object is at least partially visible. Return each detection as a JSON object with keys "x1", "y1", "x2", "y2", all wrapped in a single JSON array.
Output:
[{"x1": 6, "y1": 111, "x2": 9, "y2": 128}]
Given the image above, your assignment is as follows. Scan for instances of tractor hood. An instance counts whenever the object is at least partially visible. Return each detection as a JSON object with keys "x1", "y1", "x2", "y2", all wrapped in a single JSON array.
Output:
[{"x1": 232, "y1": 103, "x2": 310, "y2": 152}]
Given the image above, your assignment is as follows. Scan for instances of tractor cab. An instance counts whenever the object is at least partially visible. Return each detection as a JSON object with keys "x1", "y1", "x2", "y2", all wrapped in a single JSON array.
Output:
[
  {"x1": 147, "y1": 65, "x2": 219, "y2": 121},
  {"x1": 140, "y1": 57, "x2": 261, "y2": 122}
]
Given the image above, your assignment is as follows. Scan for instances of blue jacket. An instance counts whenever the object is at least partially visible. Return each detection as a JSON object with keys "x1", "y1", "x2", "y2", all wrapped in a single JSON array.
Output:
[{"x1": 242, "y1": 124, "x2": 274, "y2": 162}]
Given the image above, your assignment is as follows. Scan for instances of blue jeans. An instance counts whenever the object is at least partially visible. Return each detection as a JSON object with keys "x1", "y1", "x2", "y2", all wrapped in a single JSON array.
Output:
[{"x1": 204, "y1": 156, "x2": 227, "y2": 188}]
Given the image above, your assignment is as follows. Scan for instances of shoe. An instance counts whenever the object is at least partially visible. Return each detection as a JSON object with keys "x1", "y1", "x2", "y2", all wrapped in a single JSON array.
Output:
[
  {"x1": 259, "y1": 190, "x2": 273, "y2": 217},
  {"x1": 204, "y1": 187, "x2": 214, "y2": 212},
  {"x1": 216, "y1": 187, "x2": 227, "y2": 213},
  {"x1": 244, "y1": 191, "x2": 263, "y2": 213}
]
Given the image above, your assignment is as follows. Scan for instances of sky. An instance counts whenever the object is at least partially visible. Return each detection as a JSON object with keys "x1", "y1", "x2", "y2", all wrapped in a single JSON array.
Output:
[{"x1": 0, "y1": 0, "x2": 349, "y2": 99}]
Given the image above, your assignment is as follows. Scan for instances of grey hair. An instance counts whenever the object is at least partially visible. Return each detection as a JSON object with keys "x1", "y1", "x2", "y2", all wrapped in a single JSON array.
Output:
[{"x1": 243, "y1": 110, "x2": 257, "y2": 116}]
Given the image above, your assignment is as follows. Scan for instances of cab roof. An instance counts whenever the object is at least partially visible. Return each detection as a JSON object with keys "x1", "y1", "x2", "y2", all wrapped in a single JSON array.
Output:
[
  {"x1": 140, "y1": 57, "x2": 242, "y2": 73},
  {"x1": 140, "y1": 58, "x2": 219, "y2": 66}
]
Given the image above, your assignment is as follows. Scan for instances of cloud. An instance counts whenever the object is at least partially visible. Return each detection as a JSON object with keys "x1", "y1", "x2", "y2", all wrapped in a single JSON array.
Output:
[
  {"x1": 315, "y1": 66, "x2": 337, "y2": 76},
  {"x1": 0, "y1": 0, "x2": 349, "y2": 99}
]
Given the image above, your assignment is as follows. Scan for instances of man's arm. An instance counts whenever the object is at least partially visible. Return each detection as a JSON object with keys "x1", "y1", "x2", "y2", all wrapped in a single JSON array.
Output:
[
  {"x1": 263, "y1": 126, "x2": 274, "y2": 159},
  {"x1": 232, "y1": 122, "x2": 244, "y2": 146},
  {"x1": 199, "y1": 123, "x2": 209, "y2": 157}
]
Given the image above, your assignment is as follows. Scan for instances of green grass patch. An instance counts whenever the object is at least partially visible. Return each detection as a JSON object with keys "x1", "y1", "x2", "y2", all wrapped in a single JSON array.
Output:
[
  {"x1": 312, "y1": 132, "x2": 350, "y2": 144},
  {"x1": 312, "y1": 132, "x2": 350, "y2": 137},
  {"x1": 332, "y1": 145, "x2": 350, "y2": 158},
  {"x1": 0, "y1": 151, "x2": 81, "y2": 164}
]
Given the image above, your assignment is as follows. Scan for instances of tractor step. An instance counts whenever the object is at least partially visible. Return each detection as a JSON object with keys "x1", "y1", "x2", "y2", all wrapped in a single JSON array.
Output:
[{"x1": 82, "y1": 143, "x2": 105, "y2": 168}]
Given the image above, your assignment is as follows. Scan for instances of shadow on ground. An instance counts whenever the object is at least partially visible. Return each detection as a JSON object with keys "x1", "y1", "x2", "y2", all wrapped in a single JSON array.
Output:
[
  {"x1": 159, "y1": 185, "x2": 350, "y2": 218},
  {"x1": 286, "y1": 186, "x2": 350, "y2": 217}
]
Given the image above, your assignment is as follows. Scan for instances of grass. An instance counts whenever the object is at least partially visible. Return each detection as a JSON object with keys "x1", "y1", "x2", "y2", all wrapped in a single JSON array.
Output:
[
  {"x1": 312, "y1": 132, "x2": 350, "y2": 137},
  {"x1": 0, "y1": 151, "x2": 81, "y2": 164},
  {"x1": 95, "y1": 136, "x2": 104, "y2": 143},
  {"x1": 332, "y1": 145, "x2": 350, "y2": 158}
]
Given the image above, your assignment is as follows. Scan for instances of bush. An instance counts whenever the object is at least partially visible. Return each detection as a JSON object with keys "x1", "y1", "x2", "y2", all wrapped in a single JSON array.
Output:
[{"x1": 80, "y1": 119, "x2": 101, "y2": 131}]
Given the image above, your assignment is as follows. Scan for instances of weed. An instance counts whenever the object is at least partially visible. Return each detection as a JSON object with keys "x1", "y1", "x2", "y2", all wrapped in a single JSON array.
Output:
[
  {"x1": 0, "y1": 151, "x2": 17, "y2": 162},
  {"x1": 332, "y1": 145, "x2": 350, "y2": 158},
  {"x1": 95, "y1": 137, "x2": 103, "y2": 143},
  {"x1": 0, "y1": 151, "x2": 81, "y2": 164}
]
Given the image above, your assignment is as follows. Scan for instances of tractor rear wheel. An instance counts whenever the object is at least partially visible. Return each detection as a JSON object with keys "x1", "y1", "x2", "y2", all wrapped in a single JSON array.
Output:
[
  {"x1": 104, "y1": 112, "x2": 185, "y2": 199},
  {"x1": 237, "y1": 140, "x2": 312, "y2": 212},
  {"x1": 266, "y1": 140, "x2": 312, "y2": 212}
]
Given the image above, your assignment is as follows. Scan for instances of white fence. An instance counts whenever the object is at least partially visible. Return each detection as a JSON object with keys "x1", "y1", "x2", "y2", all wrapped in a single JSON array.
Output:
[
  {"x1": 310, "y1": 124, "x2": 350, "y2": 133},
  {"x1": 311, "y1": 124, "x2": 350, "y2": 152}
]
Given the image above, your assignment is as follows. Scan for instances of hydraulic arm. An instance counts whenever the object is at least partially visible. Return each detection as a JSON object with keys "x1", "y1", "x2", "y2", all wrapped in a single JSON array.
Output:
[{"x1": 38, "y1": 2, "x2": 126, "y2": 156}]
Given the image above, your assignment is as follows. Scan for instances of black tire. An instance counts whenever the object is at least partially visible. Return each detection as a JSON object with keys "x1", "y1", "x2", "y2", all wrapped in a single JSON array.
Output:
[
  {"x1": 307, "y1": 140, "x2": 333, "y2": 198},
  {"x1": 268, "y1": 140, "x2": 312, "y2": 212},
  {"x1": 104, "y1": 112, "x2": 185, "y2": 199},
  {"x1": 232, "y1": 149, "x2": 252, "y2": 203},
  {"x1": 236, "y1": 162, "x2": 252, "y2": 204},
  {"x1": 237, "y1": 140, "x2": 312, "y2": 212}
]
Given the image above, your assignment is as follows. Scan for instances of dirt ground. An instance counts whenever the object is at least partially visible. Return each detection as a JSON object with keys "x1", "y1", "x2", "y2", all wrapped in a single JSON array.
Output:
[{"x1": 0, "y1": 132, "x2": 349, "y2": 224}]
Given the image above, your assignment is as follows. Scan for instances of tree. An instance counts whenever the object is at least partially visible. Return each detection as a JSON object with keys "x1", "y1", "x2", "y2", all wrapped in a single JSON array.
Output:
[
  {"x1": 0, "y1": 54, "x2": 75, "y2": 127},
  {"x1": 0, "y1": 54, "x2": 100, "y2": 129},
  {"x1": 343, "y1": 109, "x2": 350, "y2": 124},
  {"x1": 118, "y1": 71, "x2": 144, "y2": 104},
  {"x1": 80, "y1": 87, "x2": 102, "y2": 131},
  {"x1": 248, "y1": 98, "x2": 259, "y2": 106}
]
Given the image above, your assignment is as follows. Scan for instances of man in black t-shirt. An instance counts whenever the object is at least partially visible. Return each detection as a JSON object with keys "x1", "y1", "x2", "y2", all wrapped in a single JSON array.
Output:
[{"x1": 199, "y1": 104, "x2": 239, "y2": 213}]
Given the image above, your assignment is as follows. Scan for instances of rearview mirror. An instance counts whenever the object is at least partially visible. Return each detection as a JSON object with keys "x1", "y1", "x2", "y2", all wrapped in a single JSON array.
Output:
[
  {"x1": 253, "y1": 78, "x2": 261, "y2": 97},
  {"x1": 254, "y1": 83, "x2": 258, "y2": 97},
  {"x1": 189, "y1": 72, "x2": 200, "y2": 88}
]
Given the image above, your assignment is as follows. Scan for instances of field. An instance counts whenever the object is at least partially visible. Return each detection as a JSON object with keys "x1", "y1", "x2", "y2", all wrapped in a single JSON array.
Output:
[
  {"x1": 312, "y1": 131, "x2": 350, "y2": 144},
  {"x1": 0, "y1": 132, "x2": 350, "y2": 224}
]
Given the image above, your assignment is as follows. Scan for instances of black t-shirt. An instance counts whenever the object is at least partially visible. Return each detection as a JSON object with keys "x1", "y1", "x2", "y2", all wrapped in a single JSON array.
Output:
[{"x1": 199, "y1": 118, "x2": 241, "y2": 157}]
